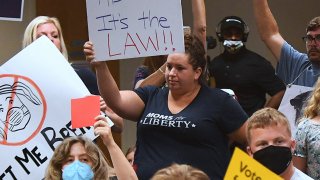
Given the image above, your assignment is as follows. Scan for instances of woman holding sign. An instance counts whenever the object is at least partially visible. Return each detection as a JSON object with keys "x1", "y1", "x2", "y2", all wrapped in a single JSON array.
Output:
[
  {"x1": 84, "y1": 33, "x2": 248, "y2": 179},
  {"x1": 45, "y1": 115, "x2": 138, "y2": 180}
]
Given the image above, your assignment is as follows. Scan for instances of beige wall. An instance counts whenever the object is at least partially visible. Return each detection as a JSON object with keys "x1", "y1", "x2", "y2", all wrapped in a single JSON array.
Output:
[
  {"x1": 0, "y1": 0, "x2": 319, "y2": 151},
  {"x1": 0, "y1": 0, "x2": 36, "y2": 65}
]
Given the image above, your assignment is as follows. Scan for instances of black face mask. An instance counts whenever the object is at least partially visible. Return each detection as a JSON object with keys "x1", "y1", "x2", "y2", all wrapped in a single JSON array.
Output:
[{"x1": 253, "y1": 145, "x2": 292, "y2": 175}]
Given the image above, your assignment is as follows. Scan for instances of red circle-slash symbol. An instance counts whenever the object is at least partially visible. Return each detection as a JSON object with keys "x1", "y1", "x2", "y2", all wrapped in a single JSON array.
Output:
[{"x1": 0, "y1": 74, "x2": 47, "y2": 146}]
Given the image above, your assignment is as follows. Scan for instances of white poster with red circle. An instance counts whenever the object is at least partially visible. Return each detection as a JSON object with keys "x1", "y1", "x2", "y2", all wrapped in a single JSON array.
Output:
[{"x1": 0, "y1": 36, "x2": 95, "y2": 179}]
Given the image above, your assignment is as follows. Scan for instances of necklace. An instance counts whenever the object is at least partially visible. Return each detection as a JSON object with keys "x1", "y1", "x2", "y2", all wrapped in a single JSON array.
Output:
[{"x1": 287, "y1": 64, "x2": 312, "y2": 88}]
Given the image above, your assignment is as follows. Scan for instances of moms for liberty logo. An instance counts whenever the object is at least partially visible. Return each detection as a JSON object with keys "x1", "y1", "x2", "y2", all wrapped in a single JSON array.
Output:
[{"x1": 140, "y1": 113, "x2": 196, "y2": 128}]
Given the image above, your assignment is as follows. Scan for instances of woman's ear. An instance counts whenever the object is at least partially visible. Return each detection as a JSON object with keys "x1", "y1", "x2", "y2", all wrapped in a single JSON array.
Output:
[{"x1": 194, "y1": 67, "x2": 202, "y2": 80}]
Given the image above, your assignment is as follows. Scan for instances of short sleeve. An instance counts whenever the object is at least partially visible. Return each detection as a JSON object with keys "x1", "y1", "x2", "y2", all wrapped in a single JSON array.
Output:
[
  {"x1": 276, "y1": 42, "x2": 309, "y2": 85},
  {"x1": 294, "y1": 120, "x2": 308, "y2": 158},
  {"x1": 134, "y1": 86, "x2": 158, "y2": 104},
  {"x1": 218, "y1": 93, "x2": 248, "y2": 134}
]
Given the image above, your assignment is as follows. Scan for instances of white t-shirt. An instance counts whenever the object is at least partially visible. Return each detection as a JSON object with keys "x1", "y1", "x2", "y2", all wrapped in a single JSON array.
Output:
[{"x1": 291, "y1": 167, "x2": 314, "y2": 180}]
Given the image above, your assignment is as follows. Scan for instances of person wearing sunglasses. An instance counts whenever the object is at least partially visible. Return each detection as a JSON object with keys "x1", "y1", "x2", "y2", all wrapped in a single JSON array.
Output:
[{"x1": 253, "y1": 0, "x2": 320, "y2": 87}]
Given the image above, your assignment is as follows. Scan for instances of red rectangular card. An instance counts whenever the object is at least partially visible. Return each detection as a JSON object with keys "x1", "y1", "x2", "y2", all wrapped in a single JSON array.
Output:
[{"x1": 71, "y1": 95, "x2": 100, "y2": 129}]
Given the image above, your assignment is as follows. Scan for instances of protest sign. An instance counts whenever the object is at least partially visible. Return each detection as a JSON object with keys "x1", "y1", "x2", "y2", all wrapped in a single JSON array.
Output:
[
  {"x1": 0, "y1": 36, "x2": 95, "y2": 179},
  {"x1": 86, "y1": 0, "x2": 184, "y2": 61},
  {"x1": 278, "y1": 85, "x2": 313, "y2": 135},
  {"x1": 224, "y1": 147, "x2": 282, "y2": 180}
]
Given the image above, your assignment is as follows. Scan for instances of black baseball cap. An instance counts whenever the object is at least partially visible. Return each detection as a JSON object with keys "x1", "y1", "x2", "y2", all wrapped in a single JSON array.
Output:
[{"x1": 220, "y1": 16, "x2": 245, "y2": 33}]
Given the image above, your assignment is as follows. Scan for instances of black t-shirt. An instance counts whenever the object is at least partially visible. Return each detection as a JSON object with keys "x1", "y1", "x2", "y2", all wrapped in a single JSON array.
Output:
[
  {"x1": 209, "y1": 47, "x2": 286, "y2": 116},
  {"x1": 133, "y1": 66, "x2": 150, "y2": 88},
  {"x1": 133, "y1": 85, "x2": 248, "y2": 179},
  {"x1": 71, "y1": 62, "x2": 100, "y2": 95}
]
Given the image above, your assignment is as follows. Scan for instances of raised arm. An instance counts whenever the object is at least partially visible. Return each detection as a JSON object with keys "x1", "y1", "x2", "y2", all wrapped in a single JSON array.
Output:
[
  {"x1": 94, "y1": 116, "x2": 138, "y2": 180},
  {"x1": 136, "y1": 63, "x2": 166, "y2": 88},
  {"x1": 192, "y1": 0, "x2": 207, "y2": 49},
  {"x1": 253, "y1": 0, "x2": 285, "y2": 61},
  {"x1": 84, "y1": 41, "x2": 145, "y2": 121}
]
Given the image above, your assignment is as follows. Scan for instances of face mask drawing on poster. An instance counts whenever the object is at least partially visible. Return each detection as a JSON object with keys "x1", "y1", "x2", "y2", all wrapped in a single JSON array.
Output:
[{"x1": 0, "y1": 81, "x2": 42, "y2": 141}]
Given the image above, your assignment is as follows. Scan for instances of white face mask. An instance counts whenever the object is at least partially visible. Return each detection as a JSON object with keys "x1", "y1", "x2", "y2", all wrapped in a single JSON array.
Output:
[{"x1": 223, "y1": 40, "x2": 243, "y2": 54}]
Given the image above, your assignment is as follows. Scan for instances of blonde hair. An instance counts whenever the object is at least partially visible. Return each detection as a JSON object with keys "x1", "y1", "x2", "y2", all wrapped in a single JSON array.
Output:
[
  {"x1": 151, "y1": 163, "x2": 209, "y2": 180},
  {"x1": 44, "y1": 136, "x2": 109, "y2": 180},
  {"x1": 304, "y1": 78, "x2": 320, "y2": 118},
  {"x1": 22, "y1": 16, "x2": 68, "y2": 60},
  {"x1": 246, "y1": 108, "x2": 291, "y2": 144}
]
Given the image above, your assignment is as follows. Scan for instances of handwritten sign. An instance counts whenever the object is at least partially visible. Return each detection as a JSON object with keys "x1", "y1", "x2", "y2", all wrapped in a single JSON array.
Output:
[
  {"x1": 86, "y1": 0, "x2": 184, "y2": 61},
  {"x1": 224, "y1": 148, "x2": 282, "y2": 180},
  {"x1": 0, "y1": 36, "x2": 95, "y2": 179}
]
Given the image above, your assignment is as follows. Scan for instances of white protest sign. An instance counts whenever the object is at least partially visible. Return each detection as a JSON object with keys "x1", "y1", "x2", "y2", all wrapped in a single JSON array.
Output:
[
  {"x1": 0, "y1": 36, "x2": 95, "y2": 179},
  {"x1": 86, "y1": 0, "x2": 184, "y2": 61},
  {"x1": 278, "y1": 85, "x2": 313, "y2": 136}
]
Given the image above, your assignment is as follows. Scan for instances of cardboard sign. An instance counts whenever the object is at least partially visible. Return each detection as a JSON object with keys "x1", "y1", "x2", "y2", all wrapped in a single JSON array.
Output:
[
  {"x1": 0, "y1": 36, "x2": 95, "y2": 179},
  {"x1": 86, "y1": 0, "x2": 184, "y2": 61},
  {"x1": 224, "y1": 147, "x2": 282, "y2": 180}
]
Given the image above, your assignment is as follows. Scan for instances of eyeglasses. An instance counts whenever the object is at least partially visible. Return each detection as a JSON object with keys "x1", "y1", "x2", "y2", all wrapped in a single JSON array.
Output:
[{"x1": 302, "y1": 34, "x2": 320, "y2": 44}]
